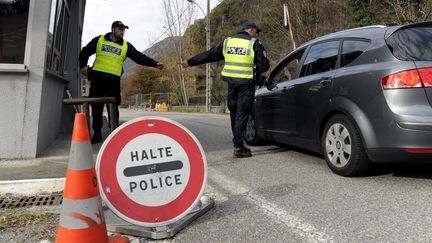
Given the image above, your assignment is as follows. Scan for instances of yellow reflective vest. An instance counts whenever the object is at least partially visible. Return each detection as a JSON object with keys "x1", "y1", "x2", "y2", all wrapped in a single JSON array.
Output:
[
  {"x1": 92, "y1": 35, "x2": 128, "y2": 76},
  {"x1": 222, "y1": 37, "x2": 256, "y2": 79}
]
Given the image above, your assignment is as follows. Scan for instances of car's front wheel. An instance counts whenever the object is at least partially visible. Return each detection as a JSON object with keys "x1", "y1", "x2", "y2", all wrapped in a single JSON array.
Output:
[
  {"x1": 245, "y1": 115, "x2": 262, "y2": 146},
  {"x1": 322, "y1": 114, "x2": 371, "y2": 176}
]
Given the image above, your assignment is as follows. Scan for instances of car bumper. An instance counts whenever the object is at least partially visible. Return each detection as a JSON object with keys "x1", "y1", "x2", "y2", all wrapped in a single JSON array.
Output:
[{"x1": 367, "y1": 148, "x2": 432, "y2": 163}]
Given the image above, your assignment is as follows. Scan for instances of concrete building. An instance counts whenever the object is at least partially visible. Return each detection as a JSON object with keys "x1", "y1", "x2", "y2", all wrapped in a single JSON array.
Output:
[{"x1": 0, "y1": 0, "x2": 86, "y2": 159}]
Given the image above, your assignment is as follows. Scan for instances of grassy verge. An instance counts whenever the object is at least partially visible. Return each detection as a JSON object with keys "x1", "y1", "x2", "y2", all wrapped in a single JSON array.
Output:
[
  {"x1": 0, "y1": 209, "x2": 57, "y2": 230},
  {"x1": 0, "y1": 207, "x2": 59, "y2": 241}
]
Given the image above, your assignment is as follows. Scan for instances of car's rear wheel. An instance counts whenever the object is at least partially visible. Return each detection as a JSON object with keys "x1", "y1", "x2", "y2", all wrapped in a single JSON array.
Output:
[
  {"x1": 245, "y1": 115, "x2": 262, "y2": 145},
  {"x1": 322, "y1": 114, "x2": 370, "y2": 176}
]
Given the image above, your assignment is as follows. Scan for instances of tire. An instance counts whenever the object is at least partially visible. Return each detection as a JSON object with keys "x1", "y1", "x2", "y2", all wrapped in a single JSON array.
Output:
[
  {"x1": 245, "y1": 114, "x2": 262, "y2": 146},
  {"x1": 322, "y1": 114, "x2": 371, "y2": 177}
]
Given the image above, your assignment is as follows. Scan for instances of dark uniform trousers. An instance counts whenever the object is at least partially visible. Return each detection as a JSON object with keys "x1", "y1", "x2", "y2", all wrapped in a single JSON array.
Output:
[
  {"x1": 228, "y1": 81, "x2": 255, "y2": 147},
  {"x1": 88, "y1": 71, "x2": 121, "y2": 132}
]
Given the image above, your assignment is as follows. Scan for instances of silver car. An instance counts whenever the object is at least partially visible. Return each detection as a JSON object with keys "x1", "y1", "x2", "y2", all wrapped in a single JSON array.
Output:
[{"x1": 246, "y1": 22, "x2": 432, "y2": 176}]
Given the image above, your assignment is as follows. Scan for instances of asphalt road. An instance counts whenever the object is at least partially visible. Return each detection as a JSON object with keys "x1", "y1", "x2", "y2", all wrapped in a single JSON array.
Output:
[{"x1": 119, "y1": 109, "x2": 432, "y2": 243}]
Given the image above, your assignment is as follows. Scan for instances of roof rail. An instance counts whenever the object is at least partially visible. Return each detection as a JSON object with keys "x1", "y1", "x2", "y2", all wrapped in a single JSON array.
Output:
[
  {"x1": 298, "y1": 25, "x2": 387, "y2": 49},
  {"x1": 335, "y1": 25, "x2": 387, "y2": 34}
]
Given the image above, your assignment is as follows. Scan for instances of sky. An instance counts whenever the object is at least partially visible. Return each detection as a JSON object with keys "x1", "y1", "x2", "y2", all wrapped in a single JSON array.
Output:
[{"x1": 82, "y1": 0, "x2": 220, "y2": 52}]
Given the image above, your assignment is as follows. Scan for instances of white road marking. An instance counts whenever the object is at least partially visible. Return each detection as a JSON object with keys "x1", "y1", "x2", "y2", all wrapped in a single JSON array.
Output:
[{"x1": 208, "y1": 167, "x2": 333, "y2": 243}]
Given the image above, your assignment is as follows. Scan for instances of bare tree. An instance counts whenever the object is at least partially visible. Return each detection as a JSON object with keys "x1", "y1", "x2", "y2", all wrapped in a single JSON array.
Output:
[
  {"x1": 382, "y1": 0, "x2": 432, "y2": 24},
  {"x1": 161, "y1": 0, "x2": 195, "y2": 106}
]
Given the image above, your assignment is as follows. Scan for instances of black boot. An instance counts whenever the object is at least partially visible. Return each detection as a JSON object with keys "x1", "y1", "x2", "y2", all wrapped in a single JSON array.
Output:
[
  {"x1": 233, "y1": 145, "x2": 252, "y2": 158},
  {"x1": 91, "y1": 131, "x2": 102, "y2": 144}
]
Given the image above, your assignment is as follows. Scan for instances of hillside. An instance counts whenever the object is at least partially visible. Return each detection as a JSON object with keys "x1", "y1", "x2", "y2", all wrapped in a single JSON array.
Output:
[
  {"x1": 185, "y1": 0, "x2": 432, "y2": 65},
  {"x1": 122, "y1": 36, "x2": 179, "y2": 80},
  {"x1": 123, "y1": 0, "x2": 432, "y2": 105}
]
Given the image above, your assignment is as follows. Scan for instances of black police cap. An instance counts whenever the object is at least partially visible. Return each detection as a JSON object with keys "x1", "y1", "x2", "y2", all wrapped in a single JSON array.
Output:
[
  {"x1": 242, "y1": 21, "x2": 262, "y2": 33},
  {"x1": 112, "y1": 21, "x2": 129, "y2": 29}
]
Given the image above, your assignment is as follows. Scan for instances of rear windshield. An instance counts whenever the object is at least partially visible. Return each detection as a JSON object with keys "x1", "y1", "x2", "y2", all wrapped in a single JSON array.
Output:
[{"x1": 387, "y1": 26, "x2": 432, "y2": 61}]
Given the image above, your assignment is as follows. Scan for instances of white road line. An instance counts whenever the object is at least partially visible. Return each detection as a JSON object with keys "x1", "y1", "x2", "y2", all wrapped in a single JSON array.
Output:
[{"x1": 208, "y1": 167, "x2": 333, "y2": 243}]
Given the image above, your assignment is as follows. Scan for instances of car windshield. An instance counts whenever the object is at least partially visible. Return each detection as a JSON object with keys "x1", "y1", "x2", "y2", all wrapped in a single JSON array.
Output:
[{"x1": 387, "y1": 26, "x2": 432, "y2": 61}]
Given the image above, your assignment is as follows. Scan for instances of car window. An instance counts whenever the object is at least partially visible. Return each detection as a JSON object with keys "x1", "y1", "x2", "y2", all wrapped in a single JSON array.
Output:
[
  {"x1": 387, "y1": 26, "x2": 432, "y2": 61},
  {"x1": 341, "y1": 40, "x2": 370, "y2": 67},
  {"x1": 300, "y1": 41, "x2": 339, "y2": 77},
  {"x1": 272, "y1": 50, "x2": 304, "y2": 84}
]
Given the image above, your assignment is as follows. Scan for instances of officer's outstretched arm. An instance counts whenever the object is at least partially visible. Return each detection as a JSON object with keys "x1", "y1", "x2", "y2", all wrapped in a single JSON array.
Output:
[{"x1": 127, "y1": 43, "x2": 159, "y2": 68}]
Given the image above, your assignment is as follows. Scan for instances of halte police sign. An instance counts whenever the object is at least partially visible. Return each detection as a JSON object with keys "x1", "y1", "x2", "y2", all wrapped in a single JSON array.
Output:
[{"x1": 96, "y1": 117, "x2": 207, "y2": 227}]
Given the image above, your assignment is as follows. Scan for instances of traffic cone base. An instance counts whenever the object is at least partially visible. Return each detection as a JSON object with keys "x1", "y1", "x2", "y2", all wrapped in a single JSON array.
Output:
[{"x1": 109, "y1": 236, "x2": 130, "y2": 243}]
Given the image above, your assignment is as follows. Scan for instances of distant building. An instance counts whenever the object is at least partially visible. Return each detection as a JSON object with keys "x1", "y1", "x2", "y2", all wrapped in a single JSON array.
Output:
[{"x1": 0, "y1": 0, "x2": 86, "y2": 159}]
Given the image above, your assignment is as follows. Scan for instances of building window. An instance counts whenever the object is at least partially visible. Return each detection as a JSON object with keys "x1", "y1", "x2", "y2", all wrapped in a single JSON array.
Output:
[
  {"x1": 0, "y1": 0, "x2": 30, "y2": 64},
  {"x1": 46, "y1": 0, "x2": 71, "y2": 76}
]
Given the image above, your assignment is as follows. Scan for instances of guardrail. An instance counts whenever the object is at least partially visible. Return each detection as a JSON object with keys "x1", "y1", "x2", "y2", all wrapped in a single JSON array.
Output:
[
  {"x1": 127, "y1": 105, "x2": 227, "y2": 113},
  {"x1": 169, "y1": 105, "x2": 227, "y2": 113}
]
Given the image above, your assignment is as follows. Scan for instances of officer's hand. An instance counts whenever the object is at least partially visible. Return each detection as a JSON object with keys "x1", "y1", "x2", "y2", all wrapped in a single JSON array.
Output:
[
  {"x1": 181, "y1": 60, "x2": 189, "y2": 68},
  {"x1": 156, "y1": 62, "x2": 164, "y2": 70},
  {"x1": 266, "y1": 82, "x2": 277, "y2": 91},
  {"x1": 81, "y1": 66, "x2": 89, "y2": 77}
]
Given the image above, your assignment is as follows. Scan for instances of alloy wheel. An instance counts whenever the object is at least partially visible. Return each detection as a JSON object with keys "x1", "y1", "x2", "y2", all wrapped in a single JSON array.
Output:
[{"x1": 246, "y1": 116, "x2": 256, "y2": 142}]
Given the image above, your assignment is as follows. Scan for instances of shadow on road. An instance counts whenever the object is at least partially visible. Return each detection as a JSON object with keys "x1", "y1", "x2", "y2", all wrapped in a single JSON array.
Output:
[
  {"x1": 251, "y1": 146, "x2": 290, "y2": 156},
  {"x1": 254, "y1": 143, "x2": 432, "y2": 180},
  {"x1": 368, "y1": 163, "x2": 432, "y2": 179}
]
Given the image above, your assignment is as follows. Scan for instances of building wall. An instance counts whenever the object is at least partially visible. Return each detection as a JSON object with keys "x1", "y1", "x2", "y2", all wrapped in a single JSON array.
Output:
[
  {"x1": 37, "y1": 0, "x2": 86, "y2": 153},
  {"x1": 0, "y1": 72, "x2": 34, "y2": 158},
  {"x1": 0, "y1": 0, "x2": 85, "y2": 159}
]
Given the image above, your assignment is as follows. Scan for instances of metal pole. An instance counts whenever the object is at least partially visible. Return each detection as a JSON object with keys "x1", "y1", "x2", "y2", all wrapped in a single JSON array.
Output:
[
  {"x1": 187, "y1": 0, "x2": 211, "y2": 112},
  {"x1": 206, "y1": 0, "x2": 211, "y2": 112}
]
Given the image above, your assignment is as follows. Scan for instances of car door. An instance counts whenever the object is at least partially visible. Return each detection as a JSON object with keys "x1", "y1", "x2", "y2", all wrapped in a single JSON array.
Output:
[
  {"x1": 288, "y1": 40, "x2": 341, "y2": 150},
  {"x1": 254, "y1": 75, "x2": 283, "y2": 139},
  {"x1": 269, "y1": 49, "x2": 306, "y2": 144},
  {"x1": 255, "y1": 64, "x2": 285, "y2": 140}
]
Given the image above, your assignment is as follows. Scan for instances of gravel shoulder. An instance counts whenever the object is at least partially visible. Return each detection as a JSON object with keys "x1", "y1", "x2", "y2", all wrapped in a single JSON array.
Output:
[{"x1": 0, "y1": 206, "x2": 60, "y2": 243}]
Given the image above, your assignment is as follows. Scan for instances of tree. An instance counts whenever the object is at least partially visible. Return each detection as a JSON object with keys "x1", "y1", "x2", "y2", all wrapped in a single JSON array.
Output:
[
  {"x1": 350, "y1": 0, "x2": 374, "y2": 27},
  {"x1": 380, "y1": 0, "x2": 432, "y2": 24},
  {"x1": 161, "y1": 0, "x2": 195, "y2": 106}
]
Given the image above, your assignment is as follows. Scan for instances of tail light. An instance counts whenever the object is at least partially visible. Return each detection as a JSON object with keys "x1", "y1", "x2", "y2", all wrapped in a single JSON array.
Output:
[
  {"x1": 405, "y1": 148, "x2": 432, "y2": 153},
  {"x1": 418, "y1": 67, "x2": 432, "y2": 87},
  {"x1": 382, "y1": 67, "x2": 432, "y2": 89}
]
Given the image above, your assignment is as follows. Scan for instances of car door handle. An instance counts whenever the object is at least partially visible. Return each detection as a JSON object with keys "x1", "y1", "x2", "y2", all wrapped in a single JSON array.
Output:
[
  {"x1": 282, "y1": 86, "x2": 294, "y2": 92},
  {"x1": 320, "y1": 78, "x2": 332, "y2": 87}
]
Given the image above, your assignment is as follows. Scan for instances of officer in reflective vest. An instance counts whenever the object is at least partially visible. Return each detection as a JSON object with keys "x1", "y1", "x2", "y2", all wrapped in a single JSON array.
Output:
[
  {"x1": 79, "y1": 21, "x2": 164, "y2": 144},
  {"x1": 182, "y1": 21, "x2": 270, "y2": 158}
]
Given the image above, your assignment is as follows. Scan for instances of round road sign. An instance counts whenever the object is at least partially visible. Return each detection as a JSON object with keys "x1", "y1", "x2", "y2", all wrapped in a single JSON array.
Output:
[{"x1": 96, "y1": 117, "x2": 207, "y2": 227}]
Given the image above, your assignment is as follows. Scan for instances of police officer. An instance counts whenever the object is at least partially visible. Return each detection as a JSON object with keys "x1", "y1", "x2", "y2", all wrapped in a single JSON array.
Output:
[
  {"x1": 182, "y1": 21, "x2": 270, "y2": 158},
  {"x1": 79, "y1": 21, "x2": 164, "y2": 144}
]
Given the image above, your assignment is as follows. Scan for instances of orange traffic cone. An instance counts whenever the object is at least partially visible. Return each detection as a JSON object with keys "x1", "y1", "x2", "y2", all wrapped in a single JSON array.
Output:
[{"x1": 56, "y1": 113, "x2": 128, "y2": 243}]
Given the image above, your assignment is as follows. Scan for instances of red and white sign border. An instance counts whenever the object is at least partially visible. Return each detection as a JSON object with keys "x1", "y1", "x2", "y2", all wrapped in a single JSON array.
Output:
[{"x1": 96, "y1": 116, "x2": 207, "y2": 227}]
